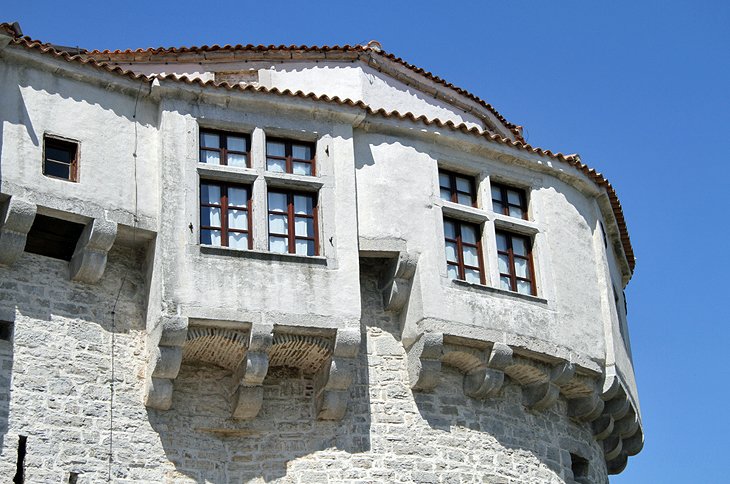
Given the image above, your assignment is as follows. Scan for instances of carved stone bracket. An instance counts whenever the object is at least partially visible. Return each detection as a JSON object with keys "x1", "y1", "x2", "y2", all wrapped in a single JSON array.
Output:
[
  {"x1": 314, "y1": 327, "x2": 361, "y2": 420},
  {"x1": 145, "y1": 316, "x2": 188, "y2": 410},
  {"x1": 69, "y1": 218, "x2": 118, "y2": 283},
  {"x1": 379, "y1": 251, "x2": 418, "y2": 312},
  {"x1": 598, "y1": 373, "x2": 644, "y2": 475},
  {"x1": 407, "y1": 332, "x2": 443, "y2": 391},
  {"x1": 463, "y1": 342, "x2": 512, "y2": 399},
  {"x1": 0, "y1": 197, "x2": 36, "y2": 267},
  {"x1": 232, "y1": 323, "x2": 272, "y2": 419}
]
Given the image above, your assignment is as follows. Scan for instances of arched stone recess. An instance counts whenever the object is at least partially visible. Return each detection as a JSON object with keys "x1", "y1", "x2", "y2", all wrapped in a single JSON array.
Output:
[{"x1": 0, "y1": 196, "x2": 37, "y2": 267}]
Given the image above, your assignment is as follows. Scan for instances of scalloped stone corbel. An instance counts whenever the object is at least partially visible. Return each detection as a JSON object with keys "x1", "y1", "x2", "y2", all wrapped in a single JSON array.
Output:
[
  {"x1": 315, "y1": 327, "x2": 360, "y2": 420},
  {"x1": 69, "y1": 218, "x2": 117, "y2": 283},
  {"x1": 622, "y1": 427, "x2": 644, "y2": 456},
  {"x1": 522, "y1": 381, "x2": 560, "y2": 411},
  {"x1": 0, "y1": 197, "x2": 37, "y2": 267},
  {"x1": 407, "y1": 332, "x2": 443, "y2": 391},
  {"x1": 379, "y1": 251, "x2": 418, "y2": 312},
  {"x1": 232, "y1": 323, "x2": 273, "y2": 419},
  {"x1": 463, "y1": 342, "x2": 512, "y2": 399},
  {"x1": 145, "y1": 316, "x2": 188, "y2": 410},
  {"x1": 568, "y1": 393, "x2": 605, "y2": 422}
]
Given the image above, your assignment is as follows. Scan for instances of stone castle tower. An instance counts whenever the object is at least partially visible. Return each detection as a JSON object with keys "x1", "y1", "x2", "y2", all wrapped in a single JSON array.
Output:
[{"x1": 0, "y1": 22, "x2": 642, "y2": 483}]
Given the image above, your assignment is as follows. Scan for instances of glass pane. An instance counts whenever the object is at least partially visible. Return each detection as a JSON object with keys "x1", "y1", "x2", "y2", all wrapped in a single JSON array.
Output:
[
  {"x1": 292, "y1": 161, "x2": 312, "y2": 176},
  {"x1": 445, "y1": 241, "x2": 458, "y2": 263},
  {"x1": 201, "y1": 184, "x2": 221, "y2": 204},
  {"x1": 439, "y1": 172, "x2": 450, "y2": 188},
  {"x1": 228, "y1": 187, "x2": 248, "y2": 207},
  {"x1": 443, "y1": 220, "x2": 456, "y2": 239},
  {"x1": 229, "y1": 232, "x2": 248, "y2": 250},
  {"x1": 292, "y1": 144, "x2": 312, "y2": 160},
  {"x1": 500, "y1": 276, "x2": 512, "y2": 291},
  {"x1": 267, "y1": 158, "x2": 286, "y2": 172},
  {"x1": 457, "y1": 193, "x2": 473, "y2": 205},
  {"x1": 268, "y1": 214, "x2": 288, "y2": 234},
  {"x1": 228, "y1": 136, "x2": 246, "y2": 152},
  {"x1": 201, "y1": 229, "x2": 221, "y2": 246},
  {"x1": 465, "y1": 269, "x2": 481, "y2": 284},
  {"x1": 455, "y1": 176, "x2": 471, "y2": 193},
  {"x1": 440, "y1": 188, "x2": 452, "y2": 201},
  {"x1": 268, "y1": 192, "x2": 288, "y2": 212},
  {"x1": 295, "y1": 217, "x2": 313, "y2": 237},
  {"x1": 45, "y1": 160, "x2": 70, "y2": 179},
  {"x1": 200, "y1": 150, "x2": 221, "y2": 165},
  {"x1": 507, "y1": 190, "x2": 522, "y2": 205},
  {"x1": 491, "y1": 186, "x2": 502, "y2": 202},
  {"x1": 447, "y1": 264, "x2": 459, "y2": 280},
  {"x1": 462, "y1": 246, "x2": 479, "y2": 267},
  {"x1": 461, "y1": 225, "x2": 477, "y2": 244},
  {"x1": 517, "y1": 280, "x2": 532, "y2": 295},
  {"x1": 498, "y1": 254, "x2": 510, "y2": 274},
  {"x1": 513, "y1": 237, "x2": 528, "y2": 256},
  {"x1": 515, "y1": 257, "x2": 530, "y2": 278},
  {"x1": 46, "y1": 146, "x2": 73, "y2": 163},
  {"x1": 496, "y1": 233, "x2": 508, "y2": 251},
  {"x1": 508, "y1": 206, "x2": 524, "y2": 219},
  {"x1": 493, "y1": 201, "x2": 505, "y2": 214},
  {"x1": 269, "y1": 236, "x2": 288, "y2": 253},
  {"x1": 294, "y1": 195, "x2": 313, "y2": 215},
  {"x1": 229, "y1": 209, "x2": 248, "y2": 230},
  {"x1": 228, "y1": 153, "x2": 248, "y2": 167},
  {"x1": 201, "y1": 132, "x2": 219, "y2": 148},
  {"x1": 200, "y1": 207, "x2": 222, "y2": 227},
  {"x1": 267, "y1": 141, "x2": 286, "y2": 157},
  {"x1": 295, "y1": 239, "x2": 315, "y2": 256}
]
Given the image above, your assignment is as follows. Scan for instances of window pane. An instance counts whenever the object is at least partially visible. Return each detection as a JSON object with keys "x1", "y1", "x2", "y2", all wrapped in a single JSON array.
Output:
[
  {"x1": 439, "y1": 173, "x2": 450, "y2": 188},
  {"x1": 294, "y1": 195, "x2": 313, "y2": 215},
  {"x1": 268, "y1": 214, "x2": 288, "y2": 234},
  {"x1": 507, "y1": 190, "x2": 522, "y2": 205},
  {"x1": 513, "y1": 237, "x2": 528, "y2": 256},
  {"x1": 500, "y1": 276, "x2": 512, "y2": 291},
  {"x1": 267, "y1": 141, "x2": 286, "y2": 157},
  {"x1": 229, "y1": 209, "x2": 248, "y2": 230},
  {"x1": 457, "y1": 193, "x2": 473, "y2": 205},
  {"x1": 462, "y1": 246, "x2": 479, "y2": 267},
  {"x1": 493, "y1": 201, "x2": 505, "y2": 214},
  {"x1": 295, "y1": 239, "x2": 315, "y2": 256},
  {"x1": 292, "y1": 144, "x2": 312, "y2": 160},
  {"x1": 201, "y1": 132, "x2": 220, "y2": 148},
  {"x1": 515, "y1": 257, "x2": 530, "y2": 278},
  {"x1": 201, "y1": 207, "x2": 222, "y2": 227},
  {"x1": 445, "y1": 241, "x2": 458, "y2": 263},
  {"x1": 465, "y1": 269, "x2": 481, "y2": 284},
  {"x1": 268, "y1": 192, "x2": 288, "y2": 212},
  {"x1": 200, "y1": 150, "x2": 221, "y2": 165},
  {"x1": 292, "y1": 161, "x2": 312, "y2": 175},
  {"x1": 496, "y1": 233, "x2": 508, "y2": 251},
  {"x1": 440, "y1": 188, "x2": 452, "y2": 201},
  {"x1": 228, "y1": 187, "x2": 248, "y2": 207},
  {"x1": 498, "y1": 254, "x2": 510, "y2": 274},
  {"x1": 455, "y1": 177, "x2": 471, "y2": 193},
  {"x1": 443, "y1": 220, "x2": 456, "y2": 239},
  {"x1": 201, "y1": 184, "x2": 221, "y2": 204},
  {"x1": 295, "y1": 217, "x2": 313, "y2": 237},
  {"x1": 229, "y1": 232, "x2": 248, "y2": 250},
  {"x1": 491, "y1": 186, "x2": 502, "y2": 202},
  {"x1": 461, "y1": 225, "x2": 477, "y2": 244},
  {"x1": 267, "y1": 158, "x2": 286, "y2": 172},
  {"x1": 517, "y1": 280, "x2": 532, "y2": 295},
  {"x1": 228, "y1": 136, "x2": 246, "y2": 152},
  {"x1": 447, "y1": 264, "x2": 459, "y2": 280},
  {"x1": 46, "y1": 146, "x2": 73, "y2": 163},
  {"x1": 228, "y1": 153, "x2": 248, "y2": 167},
  {"x1": 269, "y1": 236, "x2": 288, "y2": 253},
  {"x1": 508, "y1": 206, "x2": 524, "y2": 219},
  {"x1": 201, "y1": 229, "x2": 222, "y2": 246},
  {"x1": 45, "y1": 160, "x2": 70, "y2": 179}
]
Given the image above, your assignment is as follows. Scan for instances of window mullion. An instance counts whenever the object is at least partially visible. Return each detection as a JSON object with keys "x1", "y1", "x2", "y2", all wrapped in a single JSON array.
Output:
[
  {"x1": 456, "y1": 224, "x2": 465, "y2": 280},
  {"x1": 221, "y1": 185, "x2": 229, "y2": 247},
  {"x1": 508, "y1": 237, "x2": 517, "y2": 291},
  {"x1": 287, "y1": 193, "x2": 295, "y2": 253}
]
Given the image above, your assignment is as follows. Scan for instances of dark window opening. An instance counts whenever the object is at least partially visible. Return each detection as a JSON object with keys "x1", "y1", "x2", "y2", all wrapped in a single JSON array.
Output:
[
  {"x1": 570, "y1": 453, "x2": 589, "y2": 481},
  {"x1": 68, "y1": 472, "x2": 79, "y2": 484},
  {"x1": 0, "y1": 320, "x2": 13, "y2": 341},
  {"x1": 13, "y1": 435, "x2": 26, "y2": 484},
  {"x1": 43, "y1": 136, "x2": 78, "y2": 182},
  {"x1": 600, "y1": 221, "x2": 608, "y2": 248},
  {"x1": 24, "y1": 215, "x2": 85, "y2": 261}
]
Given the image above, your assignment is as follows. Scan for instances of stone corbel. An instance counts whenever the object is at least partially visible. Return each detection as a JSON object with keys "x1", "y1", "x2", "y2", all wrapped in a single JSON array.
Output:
[
  {"x1": 0, "y1": 197, "x2": 37, "y2": 267},
  {"x1": 232, "y1": 323, "x2": 273, "y2": 419},
  {"x1": 568, "y1": 392, "x2": 605, "y2": 422},
  {"x1": 145, "y1": 316, "x2": 188, "y2": 410},
  {"x1": 379, "y1": 251, "x2": 418, "y2": 312},
  {"x1": 463, "y1": 342, "x2": 512, "y2": 399},
  {"x1": 314, "y1": 327, "x2": 360, "y2": 420},
  {"x1": 407, "y1": 332, "x2": 443, "y2": 391},
  {"x1": 69, "y1": 218, "x2": 117, "y2": 283}
]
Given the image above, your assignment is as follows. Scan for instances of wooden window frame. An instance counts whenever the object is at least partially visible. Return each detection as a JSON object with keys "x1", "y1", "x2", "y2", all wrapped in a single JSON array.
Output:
[
  {"x1": 200, "y1": 181, "x2": 253, "y2": 249},
  {"x1": 439, "y1": 169, "x2": 477, "y2": 207},
  {"x1": 444, "y1": 217, "x2": 486, "y2": 284},
  {"x1": 266, "y1": 138, "x2": 316, "y2": 176},
  {"x1": 43, "y1": 136, "x2": 78, "y2": 182},
  {"x1": 267, "y1": 189, "x2": 319, "y2": 256},
  {"x1": 496, "y1": 230, "x2": 537, "y2": 296},
  {"x1": 491, "y1": 182, "x2": 529, "y2": 220},
  {"x1": 199, "y1": 129, "x2": 251, "y2": 167}
]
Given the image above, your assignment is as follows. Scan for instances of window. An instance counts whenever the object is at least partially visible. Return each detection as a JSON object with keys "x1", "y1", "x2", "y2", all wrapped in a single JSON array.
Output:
[
  {"x1": 25, "y1": 214, "x2": 85, "y2": 261},
  {"x1": 444, "y1": 218, "x2": 485, "y2": 284},
  {"x1": 496, "y1": 231, "x2": 536, "y2": 295},
  {"x1": 570, "y1": 453, "x2": 589, "y2": 482},
  {"x1": 268, "y1": 190, "x2": 318, "y2": 256},
  {"x1": 439, "y1": 169, "x2": 476, "y2": 206},
  {"x1": 491, "y1": 182, "x2": 528, "y2": 219},
  {"x1": 43, "y1": 136, "x2": 78, "y2": 181},
  {"x1": 200, "y1": 181, "x2": 252, "y2": 249},
  {"x1": 199, "y1": 130, "x2": 250, "y2": 167},
  {"x1": 266, "y1": 139, "x2": 315, "y2": 176}
]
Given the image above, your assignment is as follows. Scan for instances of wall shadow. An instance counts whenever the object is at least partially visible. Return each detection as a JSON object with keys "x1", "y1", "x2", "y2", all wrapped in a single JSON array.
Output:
[{"x1": 0, "y1": 314, "x2": 14, "y2": 453}]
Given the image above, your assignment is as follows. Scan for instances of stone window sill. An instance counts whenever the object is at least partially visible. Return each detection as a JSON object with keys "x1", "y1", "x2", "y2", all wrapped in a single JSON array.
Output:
[
  {"x1": 197, "y1": 164, "x2": 257, "y2": 183},
  {"x1": 199, "y1": 245, "x2": 328, "y2": 266},
  {"x1": 451, "y1": 278, "x2": 548, "y2": 305}
]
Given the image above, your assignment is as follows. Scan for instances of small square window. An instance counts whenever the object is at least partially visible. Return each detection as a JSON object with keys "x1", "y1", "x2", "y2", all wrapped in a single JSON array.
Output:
[
  {"x1": 496, "y1": 230, "x2": 536, "y2": 296},
  {"x1": 444, "y1": 217, "x2": 485, "y2": 284},
  {"x1": 200, "y1": 181, "x2": 252, "y2": 249},
  {"x1": 199, "y1": 129, "x2": 250, "y2": 167},
  {"x1": 267, "y1": 189, "x2": 318, "y2": 255},
  {"x1": 266, "y1": 138, "x2": 316, "y2": 176},
  {"x1": 43, "y1": 136, "x2": 78, "y2": 182},
  {"x1": 439, "y1": 169, "x2": 476, "y2": 207},
  {"x1": 491, "y1": 182, "x2": 528, "y2": 220}
]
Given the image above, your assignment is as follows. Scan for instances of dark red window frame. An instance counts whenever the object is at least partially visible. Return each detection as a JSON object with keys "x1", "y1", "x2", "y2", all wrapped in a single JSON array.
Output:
[
  {"x1": 444, "y1": 217, "x2": 485, "y2": 284},
  {"x1": 199, "y1": 129, "x2": 251, "y2": 167},
  {"x1": 439, "y1": 169, "x2": 477, "y2": 207},
  {"x1": 491, "y1": 182, "x2": 528, "y2": 220},
  {"x1": 266, "y1": 138, "x2": 316, "y2": 176},
  {"x1": 200, "y1": 181, "x2": 253, "y2": 249},
  {"x1": 43, "y1": 136, "x2": 78, "y2": 182},
  {"x1": 496, "y1": 230, "x2": 536, "y2": 296},
  {"x1": 267, "y1": 189, "x2": 319, "y2": 256}
]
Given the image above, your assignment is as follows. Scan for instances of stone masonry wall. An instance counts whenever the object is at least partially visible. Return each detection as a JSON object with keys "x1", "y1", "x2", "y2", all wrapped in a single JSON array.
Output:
[{"x1": 0, "y1": 253, "x2": 607, "y2": 483}]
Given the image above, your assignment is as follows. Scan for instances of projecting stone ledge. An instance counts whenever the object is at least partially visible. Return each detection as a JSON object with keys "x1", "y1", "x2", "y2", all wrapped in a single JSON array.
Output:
[
  {"x1": 69, "y1": 218, "x2": 117, "y2": 283},
  {"x1": 0, "y1": 197, "x2": 37, "y2": 267}
]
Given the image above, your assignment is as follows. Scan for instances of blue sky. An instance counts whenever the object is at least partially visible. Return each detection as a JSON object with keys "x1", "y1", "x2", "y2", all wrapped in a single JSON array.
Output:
[{"x1": 5, "y1": 1, "x2": 730, "y2": 482}]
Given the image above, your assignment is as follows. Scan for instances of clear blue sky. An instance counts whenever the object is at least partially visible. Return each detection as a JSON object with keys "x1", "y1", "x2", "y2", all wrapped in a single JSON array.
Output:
[{"x1": 5, "y1": 1, "x2": 729, "y2": 482}]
